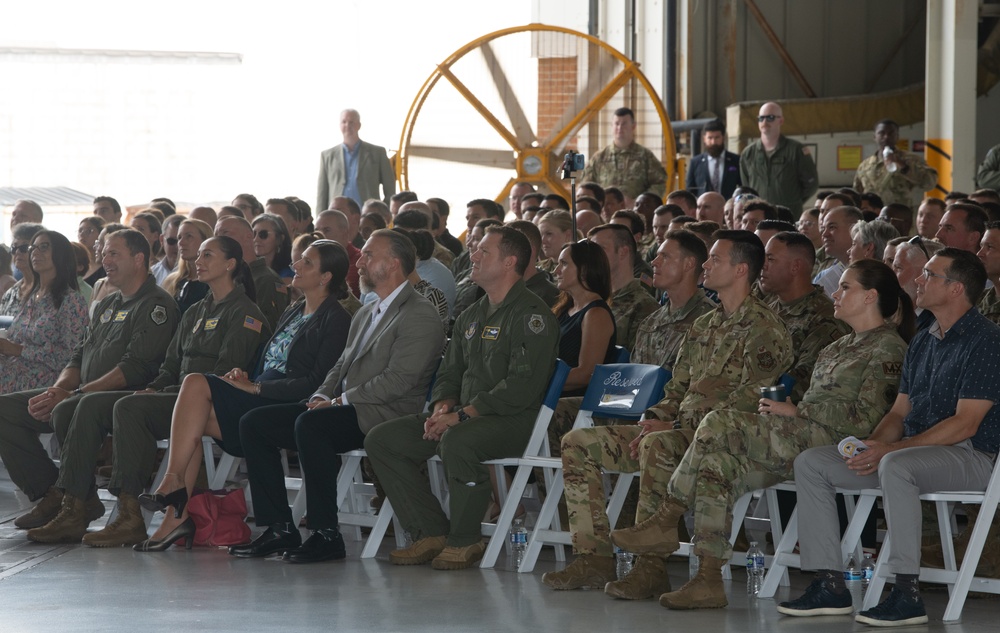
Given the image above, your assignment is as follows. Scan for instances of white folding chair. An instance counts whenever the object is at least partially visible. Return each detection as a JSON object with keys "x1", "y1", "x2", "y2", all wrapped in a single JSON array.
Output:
[
  {"x1": 759, "y1": 484, "x2": 877, "y2": 598},
  {"x1": 862, "y1": 455, "x2": 1000, "y2": 621},
  {"x1": 517, "y1": 363, "x2": 671, "y2": 572},
  {"x1": 477, "y1": 360, "x2": 571, "y2": 568}
]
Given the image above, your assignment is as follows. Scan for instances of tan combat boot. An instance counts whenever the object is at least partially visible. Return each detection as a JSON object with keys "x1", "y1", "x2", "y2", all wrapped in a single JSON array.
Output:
[
  {"x1": 389, "y1": 535, "x2": 448, "y2": 565},
  {"x1": 26, "y1": 495, "x2": 91, "y2": 543},
  {"x1": 604, "y1": 555, "x2": 672, "y2": 599},
  {"x1": 431, "y1": 542, "x2": 486, "y2": 570},
  {"x1": 82, "y1": 493, "x2": 148, "y2": 547},
  {"x1": 14, "y1": 487, "x2": 63, "y2": 529},
  {"x1": 659, "y1": 555, "x2": 729, "y2": 609},
  {"x1": 610, "y1": 497, "x2": 686, "y2": 555},
  {"x1": 542, "y1": 554, "x2": 617, "y2": 590}
]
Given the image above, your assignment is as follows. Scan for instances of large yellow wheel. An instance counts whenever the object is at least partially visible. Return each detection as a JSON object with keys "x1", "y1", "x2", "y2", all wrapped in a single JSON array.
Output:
[{"x1": 397, "y1": 23, "x2": 675, "y2": 212}]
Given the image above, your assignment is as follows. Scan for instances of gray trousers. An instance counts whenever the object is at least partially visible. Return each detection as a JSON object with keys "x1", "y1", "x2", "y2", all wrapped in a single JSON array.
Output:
[
  {"x1": 795, "y1": 440, "x2": 995, "y2": 575},
  {"x1": 0, "y1": 389, "x2": 85, "y2": 500},
  {"x1": 364, "y1": 412, "x2": 533, "y2": 547},
  {"x1": 54, "y1": 391, "x2": 175, "y2": 499}
]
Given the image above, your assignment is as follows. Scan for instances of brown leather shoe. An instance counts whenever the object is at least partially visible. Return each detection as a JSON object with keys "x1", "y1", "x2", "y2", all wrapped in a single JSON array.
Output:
[
  {"x1": 389, "y1": 535, "x2": 448, "y2": 565},
  {"x1": 431, "y1": 542, "x2": 486, "y2": 570}
]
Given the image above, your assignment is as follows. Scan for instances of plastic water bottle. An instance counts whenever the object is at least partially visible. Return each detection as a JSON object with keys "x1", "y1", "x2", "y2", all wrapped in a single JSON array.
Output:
[
  {"x1": 689, "y1": 552, "x2": 700, "y2": 579},
  {"x1": 509, "y1": 518, "x2": 527, "y2": 568},
  {"x1": 845, "y1": 554, "x2": 863, "y2": 607},
  {"x1": 861, "y1": 552, "x2": 875, "y2": 593},
  {"x1": 882, "y1": 147, "x2": 898, "y2": 173},
  {"x1": 746, "y1": 541, "x2": 765, "y2": 596},
  {"x1": 615, "y1": 546, "x2": 634, "y2": 580}
]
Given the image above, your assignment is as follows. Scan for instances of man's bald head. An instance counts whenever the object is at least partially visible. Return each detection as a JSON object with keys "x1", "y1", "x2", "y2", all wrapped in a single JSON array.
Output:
[
  {"x1": 398, "y1": 201, "x2": 434, "y2": 229},
  {"x1": 315, "y1": 209, "x2": 351, "y2": 246},
  {"x1": 214, "y1": 215, "x2": 255, "y2": 262}
]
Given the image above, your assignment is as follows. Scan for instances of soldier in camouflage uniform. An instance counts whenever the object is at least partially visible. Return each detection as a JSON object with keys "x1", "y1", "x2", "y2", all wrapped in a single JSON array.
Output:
[
  {"x1": 977, "y1": 222, "x2": 1000, "y2": 324},
  {"x1": 853, "y1": 120, "x2": 938, "y2": 209},
  {"x1": 580, "y1": 107, "x2": 667, "y2": 200},
  {"x1": 543, "y1": 231, "x2": 790, "y2": 598},
  {"x1": 759, "y1": 232, "x2": 849, "y2": 401},
  {"x1": 612, "y1": 259, "x2": 910, "y2": 610},
  {"x1": 590, "y1": 224, "x2": 659, "y2": 352}
]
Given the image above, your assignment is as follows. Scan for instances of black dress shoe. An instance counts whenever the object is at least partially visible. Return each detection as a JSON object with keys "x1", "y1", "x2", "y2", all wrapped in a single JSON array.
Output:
[
  {"x1": 228, "y1": 523, "x2": 302, "y2": 558},
  {"x1": 284, "y1": 528, "x2": 347, "y2": 564}
]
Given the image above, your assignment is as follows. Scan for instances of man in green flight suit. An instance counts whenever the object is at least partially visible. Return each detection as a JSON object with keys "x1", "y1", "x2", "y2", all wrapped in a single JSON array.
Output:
[{"x1": 366, "y1": 226, "x2": 560, "y2": 570}]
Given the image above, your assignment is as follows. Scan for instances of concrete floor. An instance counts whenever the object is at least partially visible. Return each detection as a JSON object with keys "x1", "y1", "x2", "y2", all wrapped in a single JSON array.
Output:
[{"x1": 0, "y1": 467, "x2": 996, "y2": 633}]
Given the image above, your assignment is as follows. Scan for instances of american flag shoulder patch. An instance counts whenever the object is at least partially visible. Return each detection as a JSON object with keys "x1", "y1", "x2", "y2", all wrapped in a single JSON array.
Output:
[{"x1": 243, "y1": 315, "x2": 263, "y2": 333}]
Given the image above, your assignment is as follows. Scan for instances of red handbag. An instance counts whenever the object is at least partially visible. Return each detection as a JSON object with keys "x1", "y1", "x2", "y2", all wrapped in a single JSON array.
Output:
[{"x1": 180, "y1": 489, "x2": 251, "y2": 547}]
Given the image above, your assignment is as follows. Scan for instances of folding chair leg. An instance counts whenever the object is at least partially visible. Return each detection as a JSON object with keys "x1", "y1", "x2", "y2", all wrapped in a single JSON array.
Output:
[
  {"x1": 481, "y1": 465, "x2": 532, "y2": 568},
  {"x1": 764, "y1": 488, "x2": 790, "y2": 587},
  {"x1": 941, "y1": 499, "x2": 1000, "y2": 622},
  {"x1": 863, "y1": 533, "x2": 891, "y2": 610},
  {"x1": 361, "y1": 496, "x2": 396, "y2": 559},
  {"x1": 759, "y1": 506, "x2": 799, "y2": 598},
  {"x1": 521, "y1": 476, "x2": 565, "y2": 572}
]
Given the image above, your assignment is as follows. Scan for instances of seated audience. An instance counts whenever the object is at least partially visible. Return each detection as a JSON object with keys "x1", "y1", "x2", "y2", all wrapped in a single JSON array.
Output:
[
  {"x1": 507, "y1": 220, "x2": 560, "y2": 308},
  {"x1": 69, "y1": 242, "x2": 93, "y2": 305},
  {"x1": 0, "y1": 230, "x2": 179, "y2": 532},
  {"x1": 26, "y1": 237, "x2": 267, "y2": 547},
  {"x1": 0, "y1": 244, "x2": 15, "y2": 298},
  {"x1": 130, "y1": 212, "x2": 163, "y2": 266},
  {"x1": 588, "y1": 224, "x2": 659, "y2": 351},
  {"x1": 537, "y1": 210, "x2": 575, "y2": 275},
  {"x1": 613, "y1": 259, "x2": 912, "y2": 609},
  {"x1": 778, "y1": 249, "x2": 998, "y2": 627},
  {"x1": 136, "y1": 240, "x2": 352, "y2": 550},
  {"x1": 229, "y1": 229, "x2": 445, "y2": 561},
  {"x1": 77, "y1": 216, "x2": 106, "y2": 286},
  {"x1": 365, "y1": 226, "x2": 559, "y2": 570},
  {"x1": 88, "y1": 223, "x2": 127, "y2": 314}
]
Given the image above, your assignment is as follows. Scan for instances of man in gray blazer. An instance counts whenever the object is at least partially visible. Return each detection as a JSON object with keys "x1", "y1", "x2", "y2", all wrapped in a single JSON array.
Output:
[
  {"x1": 231, "y1": 229, "x2": 446, "y2": 562},
  {"x1": 316, "y1": 109, "x2": 396, "y2": 210}
]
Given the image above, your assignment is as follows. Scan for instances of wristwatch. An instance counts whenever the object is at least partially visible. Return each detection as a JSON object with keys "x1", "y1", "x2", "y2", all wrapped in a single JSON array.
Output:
[{"x1": 456, "y1": 408, "x2": 471, "y2": 423}]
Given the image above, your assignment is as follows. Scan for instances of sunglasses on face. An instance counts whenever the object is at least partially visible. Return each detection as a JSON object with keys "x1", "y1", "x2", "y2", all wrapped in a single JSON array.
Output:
[
  {"x1": 254, "y1": 230, "x2": 271, "y2": 240},
  {"x1": 758, "y1": 115, "x2": 778, "y2": 123},
  {"x1": 12, "y1": 244, "x2": 29, "y2": 254},
  {"x1": 165, "y1": 237, "x2": 178, "y2": 246}
]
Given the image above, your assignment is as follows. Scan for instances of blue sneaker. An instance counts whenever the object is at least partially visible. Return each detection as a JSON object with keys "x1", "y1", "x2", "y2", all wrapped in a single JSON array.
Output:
[
  {"x1": 777, "y1": 578, "x2": 854, "y2": 616},
  {"x1": 855, "y1": 586, "x2": 928, "y2": 627}
]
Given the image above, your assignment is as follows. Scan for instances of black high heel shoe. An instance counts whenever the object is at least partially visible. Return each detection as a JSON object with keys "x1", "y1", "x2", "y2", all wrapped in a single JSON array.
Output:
[
  {"x1": 133, "y1": 517, "x2": 196, "y2": 552},
  {"x1": 138, "y1": 487, "x2": 189, "y2": 519}
]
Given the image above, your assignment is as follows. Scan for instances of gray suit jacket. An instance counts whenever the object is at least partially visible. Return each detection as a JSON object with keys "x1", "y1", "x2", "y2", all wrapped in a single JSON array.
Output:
[
  {"x1": 316, "y1": 282, "x2": 445, "y2": 433},
  {"x1": 316, "y1": 139, "x2": 396, "y2": 210}
]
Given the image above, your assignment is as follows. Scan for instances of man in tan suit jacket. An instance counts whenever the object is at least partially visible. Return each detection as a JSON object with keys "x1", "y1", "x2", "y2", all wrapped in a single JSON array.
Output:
[
  {"x1": 231, "y1": 229, "x2": 445, "y2": 562},
  {"x1": 316, "y1": 109, "x2": 396, "y2": 211}
]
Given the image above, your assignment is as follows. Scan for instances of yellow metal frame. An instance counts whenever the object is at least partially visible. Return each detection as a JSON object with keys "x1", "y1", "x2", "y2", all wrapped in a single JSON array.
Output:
[{"x1": 396, "y1": 23, "x2": 676, "y2": 204}]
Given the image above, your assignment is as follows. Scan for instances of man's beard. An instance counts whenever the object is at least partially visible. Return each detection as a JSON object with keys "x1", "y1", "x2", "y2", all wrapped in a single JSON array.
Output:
[{"x1": 705, "y1": 144, "x2": 724, "y2": 158}]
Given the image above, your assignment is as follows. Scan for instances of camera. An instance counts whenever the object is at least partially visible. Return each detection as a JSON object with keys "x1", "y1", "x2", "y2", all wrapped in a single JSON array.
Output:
[{"x1": 563, "y1": 150, "x2": 585, "y2": 172}]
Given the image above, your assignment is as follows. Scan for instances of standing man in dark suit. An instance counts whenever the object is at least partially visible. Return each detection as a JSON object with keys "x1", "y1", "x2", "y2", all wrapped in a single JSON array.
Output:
[
  {"x1": 686, "y1": 119, "x2": 741, "y2": 199},
  {"x1": 231, "y1": 229, "x2": 445, "y2": 562},
  {"x1": 316, "y1": 109, "x2": 396, "y2": 211}
]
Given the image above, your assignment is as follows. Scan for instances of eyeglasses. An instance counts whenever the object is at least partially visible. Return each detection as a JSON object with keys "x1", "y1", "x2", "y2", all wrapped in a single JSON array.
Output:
[
  {"x1": 254, "y1": 230, "x2": 271, "y2": 240},
  {"x1": 908, "y1": 235, "x2": 930, "y2": 259},
  {"x1": 757, "y1": 114, "x2": 778, "y2": 123},
  {"x1": 921, "y1": 267, "x2": 956, "y2": 283},
  {"x1": 165, "y1": 237, "x2": 178, "y2": 246},
  {"x1": 11, "y1": 244, "x2": 29, "y2": 254},
  {"x1": 28, "y1": 243, "x2": 51, "y2": 254}
]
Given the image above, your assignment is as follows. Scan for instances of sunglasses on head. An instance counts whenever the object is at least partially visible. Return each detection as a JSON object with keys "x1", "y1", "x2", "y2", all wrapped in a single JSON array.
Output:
[
  {"x1": 758, "y1": 114, "x2": 778, "y2": 123},
  {"x1": 254, "y1": 230, "x2": 271, "y2": 240},
  {"x1": 908, "y1": 235, "x2": 930, "y2": 259}
]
